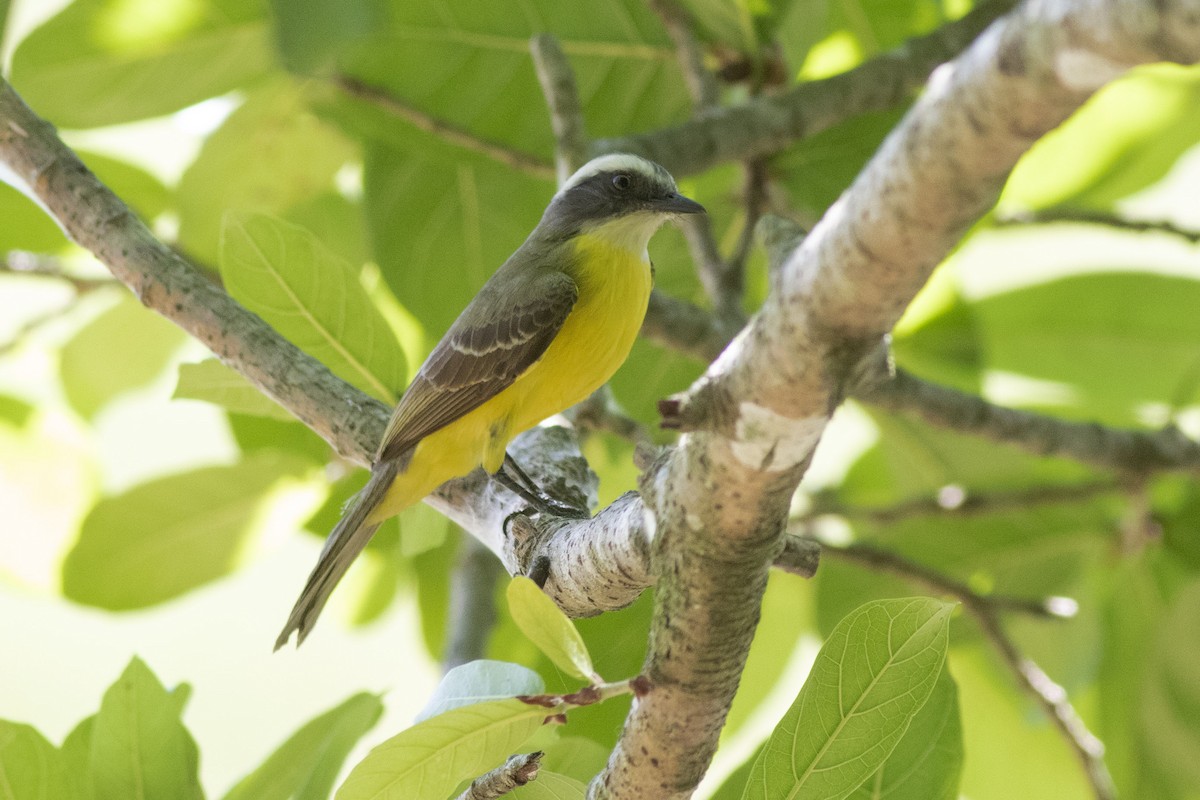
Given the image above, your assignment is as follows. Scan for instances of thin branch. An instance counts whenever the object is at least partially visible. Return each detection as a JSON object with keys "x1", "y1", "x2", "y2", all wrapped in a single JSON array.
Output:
[
  {"x1": 442, "y1": 533, "x2": 505, "y2": 673},
  {"x1": 648, "y1": 0, "x2": 720, "y2": 110},
  {"x1": 728, "y1": 158, "x2": 769, "y2": 275},
  {"x1": 860, "y1": 366, "x2": 1200, "y2": 475},
  {"x1": 973, "y1": 606, "x2": 1115, "y2": 800},
  {"x1": 995, "y1": 207, "x2": 1200, "y2": 243},
  {"x1": 530, "y1": 33, "x2": 589, "y2": 181},
  {"x1": 807, "y1": 480, "x2": 1121, "y2": 525},
  {"x1": 679, "y1": 214, "x2": 745, "y2": 323},
  {"x1": 774, "y1": 534, "x2": 821, "y2": 578},
  {"x1": 592, "y1": 0, "x2": 1017, "y2": 176},
  {"x1": 454, "y1": 752, "x2": 544, "y2": 800},
  {"x1": 1, "y1": 250, "x2": 115, "y2": 292},
  {"x1": 564, "y1": 385, "x2": 652, "y2": 448},
  {"x1": 816, "y1": 538, "x2": 1076, "y2": 619},
  {"x1": 640, "y1": 289, "x2": 733, "y2": 363},
  {"x1": 333, "y1": 76, "x2": 555, "y2": 180}
]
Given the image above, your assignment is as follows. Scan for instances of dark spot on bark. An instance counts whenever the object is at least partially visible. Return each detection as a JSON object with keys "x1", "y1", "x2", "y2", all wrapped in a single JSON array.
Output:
[{"x1": 997, "y1": 36, "x2": 1027, "y2": 76}]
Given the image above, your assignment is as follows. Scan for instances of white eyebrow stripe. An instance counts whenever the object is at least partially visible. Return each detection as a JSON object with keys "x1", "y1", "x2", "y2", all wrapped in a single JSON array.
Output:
[{"x1": 556, "y1": 153, "x2": 671, "y2": 195}]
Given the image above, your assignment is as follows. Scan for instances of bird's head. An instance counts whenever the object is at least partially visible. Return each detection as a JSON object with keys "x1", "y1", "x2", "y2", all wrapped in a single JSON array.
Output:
[{"x1": 542, "y1": 154, "x2": 705, "y2": 254}]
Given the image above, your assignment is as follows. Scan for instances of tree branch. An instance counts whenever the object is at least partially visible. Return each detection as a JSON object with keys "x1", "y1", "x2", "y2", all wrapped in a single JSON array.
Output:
[
  {"x1": 454, "y1": 752, "x2": 544, "y2": 800},
  {"x1": 530, "y1": 34, "x2": 589, "y2": 181},
  {"x1": 973, "y1": 604, "x2": 1115, "y2": 800},
  {"x1": 861, "y1": 366, "x2": 1200, "y2": 475},
  {"x1": 591, "y1": 1, "x2": 1200, "y2": 796},
  {"x1": 648, "y1": 0, "x2": 719, "y2": 110},
  {"x1": 442, "y1": 533, "x2": 505, "y2": 673},
  {"x1": 995, "y1": 207, "x2": 1200, "y2": 243},
  {"x1": 592, "y1": 0, "x2": 1017, "y2": 176}
]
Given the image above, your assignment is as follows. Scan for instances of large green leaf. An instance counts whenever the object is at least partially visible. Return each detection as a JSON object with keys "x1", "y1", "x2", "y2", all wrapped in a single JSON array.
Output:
[
  {"x1": 1139, "y1": 578, "x2": 1200, "y2": 797},
  {"x1": 178, "y1": 80, "x2": 357, "y2": 264},
  {"x1": 219, "y1": 211, "x2": 406, "y2": 402},
  {"x1": 507, "y1": 577, "x2": 598, "y2": 683},
  {"x1": 223, "y1": 692, "x2": 383, "y2": 800},
  {"x1": 357, "y1": 139, "x2": 552, "y2": 335},
  {"x1": 62, "y1": 452, "x2": 307, "y2": 610},
  {"x1": 269, "y1": 0, "x2": 389, "y2": 74},
  {"x1": 10, "y1": 0, "x2": 275, "y2": 128},
  {"x1": 335, "y1": 699, "x2": 545, "y2": 800},
  {"x1": 0, "y1": 179, "x2": 69, "y2": 253},
  {"x1": 846, "y1": 667, "x2": 963, "y2": 800},
  {"x1": 417, "y1": 661, "x2": 545, "y2": 723},
  {"x1": 60, "y1": 293, "x2": 190, "y2": 419},
  {"x1": 0, "y1": 720, "x2": 73, "y2": 800},
  {"x1": 1005, "y1": 64, "x2": 1200, "y2": 210},
  {"x1": 173, "y1": 358, "x2": 296, "y2": 421},
  {"x1": 971, "y1": 272, "x2": 1200, "y2": 426},
  {"x1": 339, "y1": 0, "x2": 687, "y2": 159},
  {"x1": 89, "y1": 657, "x2": 202, "y2": 800},
  {"x1": 741, "y1": 598, "x2": 952, "y2": 800}
]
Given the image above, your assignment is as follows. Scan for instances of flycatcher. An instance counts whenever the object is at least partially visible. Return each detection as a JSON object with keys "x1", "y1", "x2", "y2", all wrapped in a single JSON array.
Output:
[{"x1": 276, "y1": 154, "x2": 705, "y2": 648}]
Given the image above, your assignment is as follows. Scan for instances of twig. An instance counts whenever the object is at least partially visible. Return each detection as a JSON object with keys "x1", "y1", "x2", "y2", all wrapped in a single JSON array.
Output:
[
  {"x1": 442, "y1": 534, "x2": 505, "y2": 673},
  {"x1": 860, "y1": 367, "x2": 1200, "y2": 475},
  {"x1": 648, "y1": 0, "x2": 719, "y2": 110},
  {"x1": 973, "y1": 606, "x2": 1115, "y2": 800},
  {"x1": 592, "y1": 0, "x2": 1016, "y2": 175},
  {"x1": 728, "y1": 159, "x2": 769, "y2": 275},
  {"x1": 679, "y1": 214, "x2": 745, "y2": 323},
  {"x1": 995, "y1": 207, "x2": 1200, "y2": 243},
  {"x1": 333, "y1": 76, "x2": 555, "y2": 180},
  {"x1": 641, "y1": 289, "x2": 734, "y2": 363},
  {"x1": 454, "y1": 752, "x2": 544, "y2": 800},
  {"x1": 530, "y1": 34, "x2": 589, "y2": 181},
  {"x1": 564, "y1": 385, "x2": 652, "y2": 447},
  {"x1": 774, "y1": 534, "x2": 820, "y2": 578},
  {"x1": 808, "y1": 480, "x2": 1120, "y2": 525},
  {"x1": 816, "y1": 538, "x2": 1076, "y2": 619},
  {"x1": 1, "y1": 250, "x2": 115, "y2": 292}
]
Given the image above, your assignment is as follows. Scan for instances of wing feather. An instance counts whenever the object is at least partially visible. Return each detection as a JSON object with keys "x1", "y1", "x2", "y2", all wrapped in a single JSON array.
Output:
[{"x1": 376, "y1": 271, "x2": 578, "y2": 462}]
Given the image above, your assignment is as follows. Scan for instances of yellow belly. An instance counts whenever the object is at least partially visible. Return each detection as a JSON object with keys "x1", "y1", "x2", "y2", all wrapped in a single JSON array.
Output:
[{"x1": 367, "y1": 234, "x2": 652, "y2": 522}]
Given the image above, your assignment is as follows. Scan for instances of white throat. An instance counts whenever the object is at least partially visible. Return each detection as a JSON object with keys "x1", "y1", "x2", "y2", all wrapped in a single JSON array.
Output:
[{"x1": 584, "y1": 211, "x2": 666, "y2": 259}]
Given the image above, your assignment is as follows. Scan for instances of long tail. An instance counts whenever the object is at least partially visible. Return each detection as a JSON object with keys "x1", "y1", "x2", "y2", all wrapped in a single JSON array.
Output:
[{"x1": 275, "y1": 459, "x2": 401, "y2": 650}]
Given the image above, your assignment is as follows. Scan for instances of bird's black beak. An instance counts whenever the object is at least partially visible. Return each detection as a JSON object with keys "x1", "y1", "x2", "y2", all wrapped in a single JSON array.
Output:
[{"x1": 655, "y1": 192, "x2": 706, "y2": 215}]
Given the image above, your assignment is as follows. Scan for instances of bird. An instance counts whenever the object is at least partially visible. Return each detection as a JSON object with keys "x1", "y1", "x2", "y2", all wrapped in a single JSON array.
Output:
[{"x1": 275, "y1": 153, "x2": 705, "y2": 649}]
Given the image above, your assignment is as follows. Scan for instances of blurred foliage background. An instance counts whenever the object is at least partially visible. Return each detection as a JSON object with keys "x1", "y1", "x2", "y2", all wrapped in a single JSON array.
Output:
[{"x1": 1, "y1": 0, "x2": 1199, "y2": 797}]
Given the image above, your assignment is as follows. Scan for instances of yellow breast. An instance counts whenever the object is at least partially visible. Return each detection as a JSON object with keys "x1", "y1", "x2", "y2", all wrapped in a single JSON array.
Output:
[{"x1": 506, "y1": 232, "x2": 652, "y2": 429}]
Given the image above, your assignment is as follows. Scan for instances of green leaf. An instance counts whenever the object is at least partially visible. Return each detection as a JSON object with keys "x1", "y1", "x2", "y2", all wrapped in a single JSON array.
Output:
[
  {"x1": 89, "y1": 657, "x2": 202, "y2": 800},
  {"x1": 0, "y1": 179, "x2": 69, "y2": 253},
  {"x1": 339, "y1": 0, "x2": 686, "y2": 158},
  {"x1": 10, "y1": 0, "x2": 275, "y2": 128},
  {"x1": 538, "y1": 736, "x2": 610, "y2": 785},
  {"x1": 174, "y1": 359, "x2": 295, "y2": 421},
  {"x1": 416, "y1": 661, "x2": 546, "y2": 723},
  {"x1": 269, "y1": 0, "x2": 389, "y2": 74},
  {"x1": 179, "y1": 80, "x2": 357, "y2": 264},
  {"x1": 0, "y1": 720, "x2": 74, "y2": 800},
  {"x1": 60, "y1": 716, "x2": 95, "y2": 800},
  {"x1": 335, "y1": 699, "x2": 546, "y2": 800},
  {"x1": 509, "y1": 770, "x2": 587, "y2": 799},
  {"x1": 63, "y1": 453, "x2": 307, "y2": 610},
  {"x1": 223, "y1": 692, "x2": 383, "y2": 800},
  {"x1": 219, "y1": 211, "x2": 406, "y2": 402},
  {"x1": 1005, "y1": 64, "x2": 1200, "y2": 210},
  {"x1": 60, "y1": 293, "x2": 189, "y2": 419},
  {"x1": 846, "y1": 668, "x2": 963, "y2": 800},
  {"x1": 742, "y1": 598, "x2": 953, "y2": 800},
  {"x1": 507, "y1": 577, "x2": 598, "y2": 683},
  {"x1": 970, "y1": 271, "x2": 1200, "y2": 426},
  {"x1": 1139, "y1": 578, "x2": 1200, "y2": 796},
  {"x1": 357, "y1": 140, "x2": 553, "y2": 335}
]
